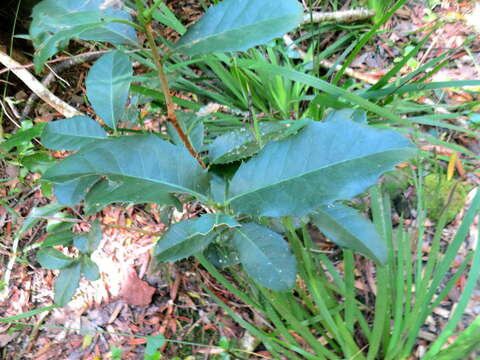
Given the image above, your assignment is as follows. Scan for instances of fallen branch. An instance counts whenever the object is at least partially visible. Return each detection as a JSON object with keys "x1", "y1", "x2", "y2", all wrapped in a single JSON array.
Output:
[
  {"x1": 302, "y1": 9, "x2": 375, "y2": 25},
  {"x1": 0, "y1": 49, "x2": 82, "y2": 118},
  {"x1": 21, "y1": 52, "x2": 105, "y2": 120}
]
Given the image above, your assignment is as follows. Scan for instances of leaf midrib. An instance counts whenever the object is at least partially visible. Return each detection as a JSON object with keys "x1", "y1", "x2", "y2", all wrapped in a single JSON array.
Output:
[
  {"x1": 227, "y1": 146, "x2": 413, "y2": 204},
  {"x1": 49, "y1": 172, "x2": 207, "y2": 201}
]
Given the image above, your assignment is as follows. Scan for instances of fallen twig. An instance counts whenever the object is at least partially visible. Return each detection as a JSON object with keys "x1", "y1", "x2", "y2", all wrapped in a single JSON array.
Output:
[
  {"x1": 283, "y1": 34, "x2": 380, "y2": 84},
  {"x1": 302, "y1": 9, "x2": 375, "y2": 25},
  {"x1": 0, "y1": 49, "x2": 82, "y2": 118},
  {"x1": 20, "y1": 52, "x2": 105, "y2": 120}
]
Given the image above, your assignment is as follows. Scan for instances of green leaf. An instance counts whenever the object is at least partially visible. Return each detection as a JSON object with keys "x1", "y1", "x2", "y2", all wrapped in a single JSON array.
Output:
[
  {"x1": 154, "y1": 214, "x2": 240, "y2": 262},
  {"x1": 81, "y1": 257, "x2": 100, "y2": 281},
  {"x1": 73, "y1": 221, "x2": 102, "y2": 254},
  {"x1": 37, "y1": 248, "x2": 75, "y2": 270},
  {"x1": 232, "y1": 223, "x2": 296, "y2": 291},
  {"x1": 54, "y1": 261, "x2": 81, "y2": 306},
  {"x1": 30, "y1": 0, "x2": 136, "y2": 72},
  {"x1": 42, "y1": 230, "x2": 76, "y2": 248},
  {"x1": 311, "y1": 203, "x2": 387, "y2": 264},
  {"x1": 208, "y1": 123, "x2": 285, "y2": 164},
  {"x1": 324, "y1": 109, "x2": 367, "y2": 124},
  {"x1": 33, "y1": 23, "x2": 106, "y2": 73},
  {"x1": 145, "y1": 335, "x2": 166, "y2": 358},
  {"x1": 204, "y1": 230, "x2": 240, "y2": 269},
  {"x1": 42, "y1": 134, "x2": 209, "y2": 202},
  {"x1": 176, "y1": 0, "x2": 303, "y2": 55},
  {"x1": 0, "y1": 123, "x2": 46, "y2": 152},
  {"x1": 83, "y1": 178, "x2": 182, "y2": 216},
  {"x1": 22, "y1": 152, "x2": 55, "y2": 174},
  {"x1": 54, "y1": 175, "x2": 100, "y2": 206},
  {"x1": 42, "y1": 116, "x2": 107, "y2": 151},
  {"x1": 20, "y1": 203, "x2": 64, "y2": 237},
  {"x1": 86, "y1": 51, "x2": 133, "y2": 129},
  {"x1": 227, "y1": 119, "x2": 417, "y2": 217}
]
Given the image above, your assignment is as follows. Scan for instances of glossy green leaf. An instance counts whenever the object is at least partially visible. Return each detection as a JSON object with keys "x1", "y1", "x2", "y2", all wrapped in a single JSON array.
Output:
[
  {"x1": 154, "y1": 214, "x2": 240, "y2": 262},
  {"x1": 54, "y1": 261, "x2": 81, "y2": 306},
  {"x1": 54, "y1": 175, "x2": 100, "y2": 207},
  {"x1": 204, "y1": 230, "x2": 240, "y2": 269},
  {"x1": 42, "y1": 116, "x2": 107, "y2": 151},
  {"x1": 30, "y1": 0, "x2": 136, "y2": 72},
  {"x1": 37, "y1": 248, "x2": 75, "y2": 270},
  {"x1": 311, "y1": 203, "x2": 387, "y2": 264},
  {"x1": 232, "y1": 223, "x2": 296, "y2": 291},
  {"x1": 86, "y1": 51, "x2": 133, "y2": 129},
  {"x1": 84, "y1": 178, "x2": 182, "y2": 216},
  {"x1": 81, "y1": 257, "x2": 100, "y2": 281},
  {"x1": 208, "y1": 123, "x2": 284, "y2": 164},
  {"x1": 176, "y1": 0, "x2": 303, "y2": 55},
  {"x1": 227, "y1": 119, "x2": 417, "y2": 217},
  {"x1": 42, "y1": 135, "x2": 209, "y2": 203}
]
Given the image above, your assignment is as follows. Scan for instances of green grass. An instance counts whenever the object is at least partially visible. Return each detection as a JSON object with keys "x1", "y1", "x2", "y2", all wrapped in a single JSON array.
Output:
[{"x1": 200, "y1": 170, "x2": 480, "y2": 359}]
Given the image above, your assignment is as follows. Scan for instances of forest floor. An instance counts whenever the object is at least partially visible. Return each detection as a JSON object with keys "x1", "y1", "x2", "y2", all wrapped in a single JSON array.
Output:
[{"x1": 0, "y1": 0, "x2": 479, "y2": 359}]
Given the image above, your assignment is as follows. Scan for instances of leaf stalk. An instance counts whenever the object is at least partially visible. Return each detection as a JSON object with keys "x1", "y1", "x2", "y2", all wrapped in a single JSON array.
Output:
[{"x1": 143, "y1": 22, "x2": 206, "y2": 168}]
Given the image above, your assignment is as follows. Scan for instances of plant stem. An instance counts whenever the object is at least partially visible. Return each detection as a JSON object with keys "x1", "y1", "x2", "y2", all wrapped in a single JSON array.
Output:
[{"x1": 143, "y1": 23, "x2": 206, "y2": 168}]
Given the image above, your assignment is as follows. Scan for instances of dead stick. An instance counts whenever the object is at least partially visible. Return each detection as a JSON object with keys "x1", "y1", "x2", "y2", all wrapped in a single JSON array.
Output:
[
  {"x1": 283, "y1": 34, "x2": 380, "y2": 84},
  {"x1": 0, "y1": 50, "x2": 82, "y2": 118},
  {"x1": 302, "y1": 9, "x2": 375, "y2": 25}
]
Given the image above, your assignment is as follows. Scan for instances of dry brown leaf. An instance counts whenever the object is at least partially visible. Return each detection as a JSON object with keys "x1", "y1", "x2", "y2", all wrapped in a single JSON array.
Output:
[{"x1": 120, "y1": 268, "x2": 156, "y2": 307}]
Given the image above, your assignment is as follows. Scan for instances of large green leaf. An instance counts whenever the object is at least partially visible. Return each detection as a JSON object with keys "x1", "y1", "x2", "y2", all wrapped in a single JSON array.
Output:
[
  {"x1": 311, "y1": 203, "x2": 387, "y2": 264},
  {"x1": 232, "y1": 223, "x2": 296, "y2": 291},
  {"x1": 42, "y1": 134, "x2": 209, "y2": 201},
  {"x1": 86, "y1": 51, "x2": 133, "y2": 129},
  {"x1": 154, "y1": 214, "x2": 240, "y2": 262},
  {"x1": 83, "y1": 178, "x2": 181, "y2": 215},
  {"x1": 37, "y1": 248, "x2": 76, "y2": 270},
  {"x1": 54, "y1": 261, "x2": 81, "y2": 307},
  {"x1": 30, "y1": 0, "x2": 136, "y2": 72},
  {"x1": 42, "y1": 116, "x2": 107, "y2": 151},
  {"x1": 176, "y1": 0, "x2": 303, "y2": 55},
  {"x1": 227, "y1": 119, "x2": 417, "y2": 217}
]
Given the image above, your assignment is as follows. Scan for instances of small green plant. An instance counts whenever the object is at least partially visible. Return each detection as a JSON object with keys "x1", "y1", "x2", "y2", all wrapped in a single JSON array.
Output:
[
  {"x1": 18, "y1": 0, "x2": 480, "y2": 358},
  {"x1": 28, "y1": 0, "x2": 416, "y2": 304}
]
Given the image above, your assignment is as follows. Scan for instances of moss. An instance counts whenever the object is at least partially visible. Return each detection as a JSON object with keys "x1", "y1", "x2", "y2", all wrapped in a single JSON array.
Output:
[{"x1": 423, "y1": 174, "x2": 468, "y2": 223}]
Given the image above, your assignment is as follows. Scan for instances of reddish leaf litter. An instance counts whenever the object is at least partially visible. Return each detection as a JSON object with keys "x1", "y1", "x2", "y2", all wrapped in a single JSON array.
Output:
[{"x1": 0, "y1": 196, "x2": 252, "y2": 359}]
